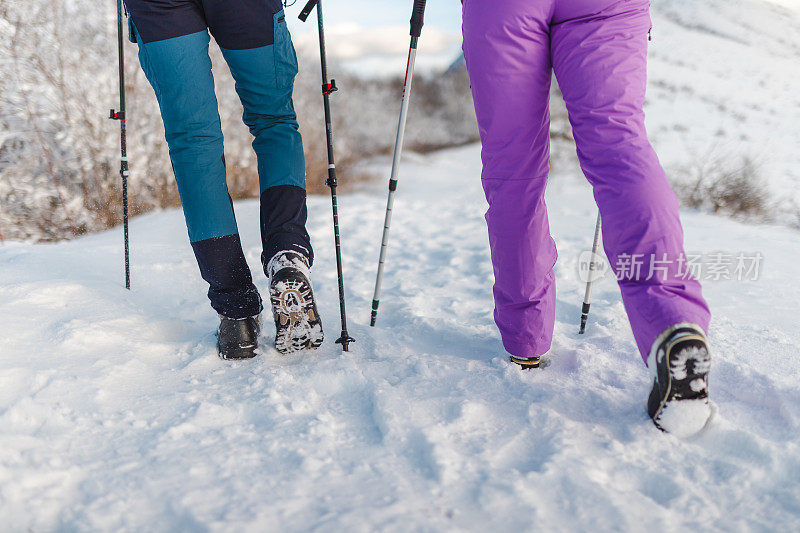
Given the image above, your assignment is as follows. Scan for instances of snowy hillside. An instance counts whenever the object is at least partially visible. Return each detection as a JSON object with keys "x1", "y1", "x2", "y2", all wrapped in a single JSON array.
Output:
[
  {"x1": 645, "y1": 0, "x2": 800, "y2": 216},
  {"x1": 1, "y1": 145, "x2": 799, "y2": 531}
]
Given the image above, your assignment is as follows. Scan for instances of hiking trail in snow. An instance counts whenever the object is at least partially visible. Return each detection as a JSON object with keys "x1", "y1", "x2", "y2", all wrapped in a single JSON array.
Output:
[{"x1": 1, "y1": 144, "x2": 798, "y2": 531}]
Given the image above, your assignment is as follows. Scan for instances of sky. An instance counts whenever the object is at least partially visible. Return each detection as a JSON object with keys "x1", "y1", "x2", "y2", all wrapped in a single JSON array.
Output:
[{"x1": 286, "y1": 0, "x2": 464, "y2": 76}]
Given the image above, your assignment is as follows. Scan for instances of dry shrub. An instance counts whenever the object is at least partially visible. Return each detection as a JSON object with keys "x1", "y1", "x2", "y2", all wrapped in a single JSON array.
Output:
[
  {"x1": 675, "y1": 155, "x2": 768, "y2": 218},
  {"x1": 0, "y1": 2, "x2": 478, "y2": 242}
]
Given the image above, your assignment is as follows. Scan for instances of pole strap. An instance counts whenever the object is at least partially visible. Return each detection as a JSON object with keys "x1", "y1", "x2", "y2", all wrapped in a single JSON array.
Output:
[
  {"x1": 322, "y1": 80, "x2": 338, "y2": 95},
  {"x1": 298, "y1": 0, "x2": 319, "y2": 21}
]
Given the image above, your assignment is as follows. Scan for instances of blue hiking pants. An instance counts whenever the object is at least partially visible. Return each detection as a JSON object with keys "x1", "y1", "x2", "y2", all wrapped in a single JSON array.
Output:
[{"x1": 125, "y1": 0, "x2": 311, "y2": 318}]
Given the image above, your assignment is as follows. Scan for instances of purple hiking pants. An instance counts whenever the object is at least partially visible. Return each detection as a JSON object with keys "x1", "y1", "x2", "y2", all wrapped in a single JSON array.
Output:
[{"x1": 462, "y1": 0, "x2": 710, "y2": 362}]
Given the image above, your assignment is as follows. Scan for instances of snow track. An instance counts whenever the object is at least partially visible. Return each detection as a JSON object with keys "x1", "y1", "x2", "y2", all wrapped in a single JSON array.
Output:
[{"x1": 1, "y1": 145, "x2": 799, "y2": 530}]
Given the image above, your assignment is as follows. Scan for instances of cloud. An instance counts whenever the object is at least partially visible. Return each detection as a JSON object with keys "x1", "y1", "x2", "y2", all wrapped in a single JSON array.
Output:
[{"x1": 292, "y1": 23, "x2": 461, "y2": 60}]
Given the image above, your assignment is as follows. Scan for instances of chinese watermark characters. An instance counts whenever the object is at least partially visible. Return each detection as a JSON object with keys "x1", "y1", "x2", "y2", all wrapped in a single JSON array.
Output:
[{"x1": 577, "y1": 251, "x2": 763, "y2": 283}]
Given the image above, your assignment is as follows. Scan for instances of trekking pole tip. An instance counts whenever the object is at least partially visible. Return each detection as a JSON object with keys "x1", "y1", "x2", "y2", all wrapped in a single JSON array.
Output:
[
  {"x1": 336, "y1": 333, "x2": 355, "y2": 352},
  {"x1": 579, "y1": 303, "x2": 590, "y2": 334}
]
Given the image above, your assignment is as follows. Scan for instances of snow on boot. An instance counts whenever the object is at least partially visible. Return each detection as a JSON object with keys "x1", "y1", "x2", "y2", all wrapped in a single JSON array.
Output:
[
  {"x1": 266, "y1": 251, "x2": 324, "y2": 354},
  {"x1": 647, "y1": 324, "x2": 712, "y2": 437},
  {"x1": 217, "y1": 315, "x2": 260, "y2": 360}
]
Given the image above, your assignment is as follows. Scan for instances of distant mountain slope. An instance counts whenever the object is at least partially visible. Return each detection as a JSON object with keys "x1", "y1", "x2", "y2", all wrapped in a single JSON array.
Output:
[
  {"x1": 438, "y1": 0, "x2": 800, "y2": 221},
  {"x1": 653, "y1": 0, "x2": 800, "y2": 58},
  {"x1": 645, "y1": 0, "x2": 800, "y2": 217}
]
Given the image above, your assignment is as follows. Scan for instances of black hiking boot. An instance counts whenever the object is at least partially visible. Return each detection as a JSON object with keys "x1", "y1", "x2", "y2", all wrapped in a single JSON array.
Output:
[
  {"x1": 266, "y1": 251, "x2": 324, "y2": 354},
  {"x1": 647, "y1": 324, "x2": 712, "y2": 436},
  {"x1": 217, "y1": 315, "x2": 260, "y2": 360}
]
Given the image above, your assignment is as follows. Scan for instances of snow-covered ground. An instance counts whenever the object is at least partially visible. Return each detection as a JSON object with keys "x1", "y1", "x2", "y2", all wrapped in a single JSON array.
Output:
[
  {"x1": 1, "y1": 144, "x2": 798, "y2": 531},
  {"x1": 632, "y1": 0, "x2": 800, "y2": 215}
]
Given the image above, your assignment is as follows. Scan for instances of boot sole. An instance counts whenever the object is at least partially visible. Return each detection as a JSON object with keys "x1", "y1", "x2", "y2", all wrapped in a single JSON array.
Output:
[
  {"x1": 270, "y1": 270, "x2": 324, "y2": 355},
  {"x1": 510, "y1": 355, "x2": 542, "y2": 369},
  {"x1": 649, "y1": 333, "x2": 711, "y2": 434}
]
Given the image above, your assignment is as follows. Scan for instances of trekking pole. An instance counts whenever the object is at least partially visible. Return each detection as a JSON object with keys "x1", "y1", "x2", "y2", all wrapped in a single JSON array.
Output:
[
  {"x1": 579, "y1": 212, "x2": 602, "y2": 334},
  {"x1": 299, "y1": 0, "x2": 354, "y2": 351},
  {"x1": 109, "y1": 0, "x2": 131, "y2": 290},
  {"x1": 369, "y1": 0, "x2": 427, "y2": 327}
]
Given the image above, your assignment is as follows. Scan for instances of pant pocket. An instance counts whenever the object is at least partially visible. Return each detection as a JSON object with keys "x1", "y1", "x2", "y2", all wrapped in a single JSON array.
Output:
[{"x1": 273, "y1": 10, "x2": 298, "y2": 88}]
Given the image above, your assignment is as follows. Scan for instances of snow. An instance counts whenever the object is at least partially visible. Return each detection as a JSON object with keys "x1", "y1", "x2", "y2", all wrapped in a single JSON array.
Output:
[
  {"x1": 1, "y1": 144, "x2": 799, "y2": 530},
  {"x1": 762, "y1": 0, "x2": 800, "y2": 12},
  {"x1": 645, "y1": 0, "x2": 800, "y2": 212},
  {"x1": 656, "y1": 399, "x2": 714, "y2": 439}
]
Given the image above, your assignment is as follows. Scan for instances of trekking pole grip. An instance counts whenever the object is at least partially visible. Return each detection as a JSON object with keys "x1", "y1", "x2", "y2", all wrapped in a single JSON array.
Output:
[
  {"x1": 298, "y1": 0, "x2": 319, "y2": 22},
  {"x1": 410, "y1": 0, "x2": 426, "y2": 37}
]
